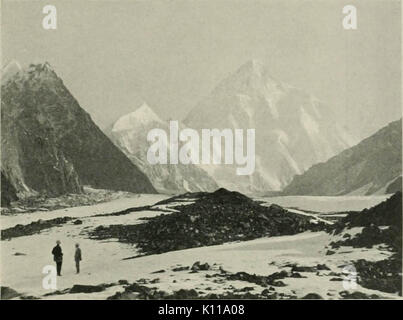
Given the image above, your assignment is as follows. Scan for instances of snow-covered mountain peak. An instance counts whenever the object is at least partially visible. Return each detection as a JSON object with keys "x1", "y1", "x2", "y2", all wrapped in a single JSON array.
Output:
[
  {"x1": 184, "y1": 60, "x2": 355, "y2": 193},
  {"x1": 2, "y1": 59, "x2": 22, "y2": 72},
  {"x1": 243, "y1": 59, "x2": 265, "y2": 75},
  {"x1": 217, "y1": 60, "x2": 284, "y2": 100},
  {"x1": 1, "y1": 60, "x2": 22, "y2": 84},
  {"x1": 236, "y1": 59, "x2": 275, "y2": 81},
  {"x1": 108, "y1": 103, "x2": 218, "y2": 193},
  {"x1": 112, "y1": 103, "x2": 162, "y2": 132},
  {"x1": 135, "y1": 102, "x2": 161, "y2": 121}
]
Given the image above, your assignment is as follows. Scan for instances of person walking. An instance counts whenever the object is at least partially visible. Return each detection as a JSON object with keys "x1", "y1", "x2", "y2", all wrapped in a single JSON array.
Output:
[
  {"x1": 52, "y1": 240, "x2": 63, "y2": 276},
  {"x1": 74, "y1": 243, "x2": 82, "y2": 274}
]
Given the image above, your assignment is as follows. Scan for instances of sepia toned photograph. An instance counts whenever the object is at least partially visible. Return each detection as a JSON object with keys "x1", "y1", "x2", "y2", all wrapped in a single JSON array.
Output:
[{"x1": 0, "y1": 0, "x2": 402, "y2": 304}]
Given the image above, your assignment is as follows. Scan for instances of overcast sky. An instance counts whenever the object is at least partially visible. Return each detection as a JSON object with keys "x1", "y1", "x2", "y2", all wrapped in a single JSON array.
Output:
[{"x1": 2, "y1": 0, "x2": 401, "y2": 139}]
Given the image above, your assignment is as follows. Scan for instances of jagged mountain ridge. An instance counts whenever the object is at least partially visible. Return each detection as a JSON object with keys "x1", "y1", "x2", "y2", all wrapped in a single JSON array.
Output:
[
  {"x1": 282, "y1": 119, "x2": 402, "y2": 196},
  {"x1": 184, "y1": 60, "x2": 354, "y2": 193},
  {"x1": 1, "y1": 62, "x2": 156, "y2": 204},
  {"x1": 108, "y1": 103, "x2": 218, "y2": 194}
]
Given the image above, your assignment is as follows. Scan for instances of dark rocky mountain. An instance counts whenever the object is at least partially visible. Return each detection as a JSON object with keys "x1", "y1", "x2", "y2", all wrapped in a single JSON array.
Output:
[
  {"x1": 283, "y1": 119, "x2": 402, "y2": 196},
  {"x1": 1, "y1": 62, "x2": 155, "y2": 204}
]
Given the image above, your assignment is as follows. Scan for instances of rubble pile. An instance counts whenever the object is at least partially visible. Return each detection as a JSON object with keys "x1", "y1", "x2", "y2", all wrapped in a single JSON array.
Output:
[{"x1": 91, "y1": 188, "x2": 325, "y2": 255}]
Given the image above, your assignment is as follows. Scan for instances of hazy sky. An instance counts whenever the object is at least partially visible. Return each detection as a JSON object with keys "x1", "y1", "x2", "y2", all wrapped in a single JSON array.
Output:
[{"x1": 1, "y1": 0, "x2": 401, "y2": 139}]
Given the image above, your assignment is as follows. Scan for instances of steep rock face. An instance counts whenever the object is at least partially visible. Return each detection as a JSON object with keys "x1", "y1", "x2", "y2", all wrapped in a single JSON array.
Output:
[
  {"x1": 386, "y1": 176, "x2": 402, "y2": 194},
  {"x1": 1, "y1": 171, "x2": 18, "y2": 206},
  {"x1": 1, "y1": 62, "x2": 156, "y2": 200},
  {"x1": 109, "y1": 103, "x2": 218, "y2": 194},
  {"x1": 184, "y1": 60, "x2": 354, "y2": 193},
  {"x1": 283, "y1": 119, "x2": 402, "y2": 196}
]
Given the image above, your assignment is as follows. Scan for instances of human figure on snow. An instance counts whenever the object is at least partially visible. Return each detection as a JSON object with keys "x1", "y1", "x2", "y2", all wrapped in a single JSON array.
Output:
[
  {"x1": 52, "y1": 240, "x2": 63, "y2": 276},
  {"x1": 75, "y1": 243, "x2": 82, "y2": 274}
]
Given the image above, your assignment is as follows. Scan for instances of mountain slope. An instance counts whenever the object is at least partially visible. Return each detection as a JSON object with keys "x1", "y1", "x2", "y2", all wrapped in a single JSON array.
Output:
[
  {"x1": 184, "y1": 60, "x2": 354, "y2": 193},
  {"x1": 282, "y1": 119, "x2": 402, "y2": 196},
  {"x1": 1, "y1": 62, "x2": 156, "y2": 200},
  {"x1": 1, "y1": 170, "x2": 18, "y2": 206},
  {"x1": 108, "y1": 103, "x2": 218, "y2": 194}
]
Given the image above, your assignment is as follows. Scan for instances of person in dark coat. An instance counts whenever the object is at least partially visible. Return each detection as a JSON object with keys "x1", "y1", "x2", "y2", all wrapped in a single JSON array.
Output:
[
  {"x1": 52, "y1": 240, "x2": 63, "y2": 276},
  {"x1": 74, "y1": 243, "x2": 82, "y2": 274}
]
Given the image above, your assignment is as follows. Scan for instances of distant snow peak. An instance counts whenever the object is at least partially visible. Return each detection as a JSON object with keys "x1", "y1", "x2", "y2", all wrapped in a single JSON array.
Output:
[
  {"x1": 244, "y1": 59, "x2": 277, "y2": 82},
  {"x1": 109, "y1": 108, "x2": 219, "y2": 193},
  {"x1": 1, "y1": 59, "x2": 22, "y2": 83},
  {"x1": 112, "y1": 102, "x2": 162, "y2": 132},
  {"x1": 241, "y1": 58, "x2": 262, "y2": 71},
  {"x1": 185, "y1": 59, "x2": 354, "y2": 193},
  {"x1": 134, "y1": 102, "x2": 161, "y2": 122},
  {"x1": 3, "y1": 59, "x2": 22, "y2": 72},
  {"x1": 250, "y1": 59, "x2": 264, "y2": 75}
]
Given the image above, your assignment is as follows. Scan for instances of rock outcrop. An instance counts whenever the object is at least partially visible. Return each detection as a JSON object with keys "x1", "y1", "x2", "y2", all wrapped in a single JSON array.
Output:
[
  {"x1": 90, "y1": 188, "x2": 327, "y2": 255},
  {"x1": 283, "y1": 119, "x2": 402, "y2": 195}
]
